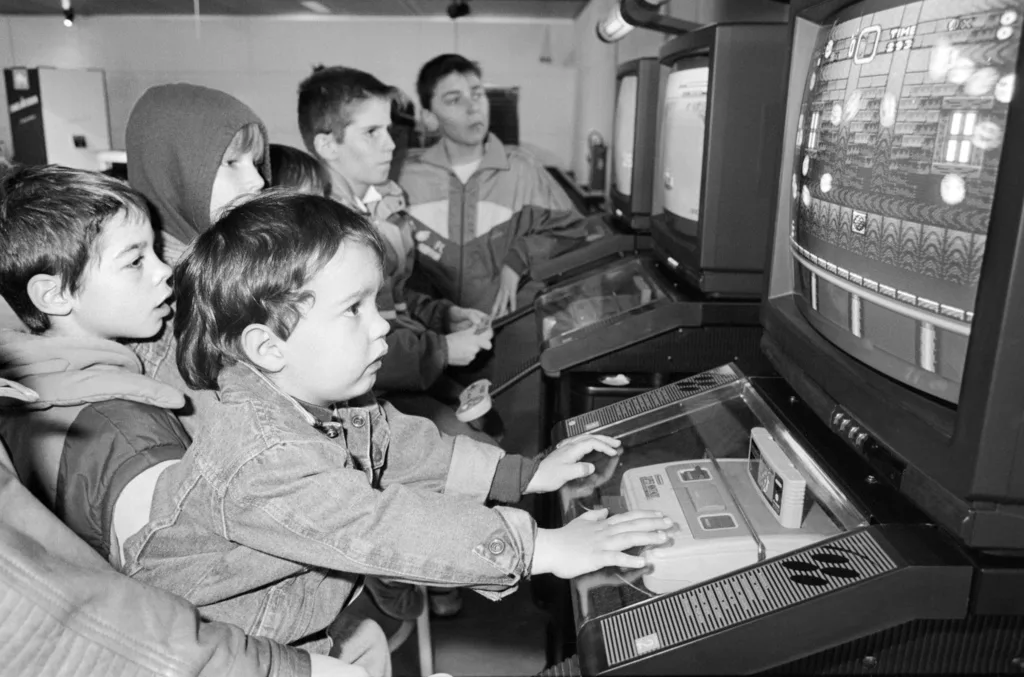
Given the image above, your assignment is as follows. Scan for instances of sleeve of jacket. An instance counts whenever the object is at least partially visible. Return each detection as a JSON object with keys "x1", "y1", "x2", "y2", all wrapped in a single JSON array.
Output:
[
  {"x1": 403, "y1": 288, "x2": 453, "y2": 333},
  {"x1": 375, "y1": 326, "x2": 448, "y2": 393},
  {"x1": 219, "y1": 422, "x2": 535, "y2": 597},
  {"x1": 57, "y1": 401, "x2": 190, "y2": 563},
  {"x1": 501, "y1": 206, "x2": 595, "y2": 277},
  {"x1": 0, "y1": 458, "x2": 311, "y2": 677}
]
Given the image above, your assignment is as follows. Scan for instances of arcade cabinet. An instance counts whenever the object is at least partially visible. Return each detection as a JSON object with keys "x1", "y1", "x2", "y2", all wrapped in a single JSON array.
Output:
[
  {"x1": 532, "y1": 21, "x2": 791, "y2": 442},
  {"x1": 534, "y1": 58, "x2": 662, "y2": 284},
  {"x1": 550, "y1": 0, "x2": 1024, "y2": 673}
]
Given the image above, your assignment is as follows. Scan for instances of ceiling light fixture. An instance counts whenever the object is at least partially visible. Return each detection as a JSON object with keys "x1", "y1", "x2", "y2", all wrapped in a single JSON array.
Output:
[
  {"x1": 61, "y1": 0, "x2": 74, "y2": 27},
  {"x1": 447, "y1": 0, "x2": 470, "y2": 20},
  {"x1": 301, "y1": 0, "x2": 331, "y2": 14},
  {"x1": 596, "y1": 0, "x2": 699, "y2": 44}
]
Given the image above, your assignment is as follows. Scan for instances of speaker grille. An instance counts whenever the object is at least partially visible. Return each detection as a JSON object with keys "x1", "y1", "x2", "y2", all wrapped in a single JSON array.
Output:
[{"x1": 600, "y1": 530, "x2": 896, "y2": 667}]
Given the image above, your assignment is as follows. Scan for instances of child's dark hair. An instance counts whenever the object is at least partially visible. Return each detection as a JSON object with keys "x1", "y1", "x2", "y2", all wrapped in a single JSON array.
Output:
[
  {"x1": 297, "y1": 66, "x2": 395, "y2": 155},
  {"x1": 417, "y1": 54, "x2": 482, "y2": 110},
  {"x1": 0, "y1": 164, "x2": 149, "y2": 333},
  {"x1": 269, "y1": 144, "x2": 331, "y2": 197},
  {"x1": 174, "y1": 190, "x2": 385, "y2": 390}
]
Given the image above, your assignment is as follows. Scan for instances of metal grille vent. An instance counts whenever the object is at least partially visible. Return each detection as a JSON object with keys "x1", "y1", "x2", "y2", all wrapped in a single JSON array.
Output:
[
  {"x1": 564, "y1": 366, "x2": 740, "y2": 434},
  {"x1": 600, "y1": 531, "x2": 897, "y2": 667}
]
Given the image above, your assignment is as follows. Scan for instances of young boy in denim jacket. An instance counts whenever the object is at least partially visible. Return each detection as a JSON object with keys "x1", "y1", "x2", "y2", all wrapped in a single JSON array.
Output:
[{"x1": 122, "y1": 192, "x2": 671, "y2": 672}]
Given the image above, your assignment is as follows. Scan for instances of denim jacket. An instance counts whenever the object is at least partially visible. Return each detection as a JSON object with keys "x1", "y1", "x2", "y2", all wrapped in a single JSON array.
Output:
[{"x1": 122, "y1": 363, "x2": 537, "y2": 650}]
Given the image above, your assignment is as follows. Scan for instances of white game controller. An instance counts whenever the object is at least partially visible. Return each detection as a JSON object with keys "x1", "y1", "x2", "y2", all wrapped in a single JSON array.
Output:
[{"x1": 456, "y1": 378, "x2": 493, "y2": 422}]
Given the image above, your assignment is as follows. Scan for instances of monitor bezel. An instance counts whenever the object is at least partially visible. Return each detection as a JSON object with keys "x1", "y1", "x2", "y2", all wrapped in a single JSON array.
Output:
[
  {"x1": 651, "y1": 22, "x2": 790, "y2": 298},
  {"x1": 761, "y1": 0, "x2": 1024, "y2": 550},
  {"x1": 609, "y1": 58, "x2": 661, "y2": 226}
]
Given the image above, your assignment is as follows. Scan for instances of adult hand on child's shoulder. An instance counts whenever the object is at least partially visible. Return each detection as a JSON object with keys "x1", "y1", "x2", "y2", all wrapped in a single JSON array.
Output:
[
  {"x1": 448, "y1": 305, "x2": 489, "y2": 332},
  {"x1": 531, "y1": 508, "x2": 673, "y2": 579},
  {"x1": 490, "y1": 265, "x2": 521, "y2": 319},
  {"x1": 526, "y1": 434, "x2": 621, "y2": 495}
]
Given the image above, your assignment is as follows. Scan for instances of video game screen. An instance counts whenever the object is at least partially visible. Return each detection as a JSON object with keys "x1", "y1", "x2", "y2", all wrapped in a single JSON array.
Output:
[
  {"x1": 657, "y1": 61, "x2": 710, "y2": 231},
  {"x1": 790, "y1": 0, "x2": 1021, "y2": 404},
  {"x1": 536, "y1": 256, "x2": 671, "y2": 347},
  {"x1": 613, "y1": 73, "x2": 639, "y2": 198}
]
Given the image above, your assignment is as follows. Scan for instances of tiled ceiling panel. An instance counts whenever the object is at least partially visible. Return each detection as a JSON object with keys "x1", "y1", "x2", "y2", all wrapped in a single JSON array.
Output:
[{"x1": 0, "y1": 0, "x2": 587, "y2": 18}]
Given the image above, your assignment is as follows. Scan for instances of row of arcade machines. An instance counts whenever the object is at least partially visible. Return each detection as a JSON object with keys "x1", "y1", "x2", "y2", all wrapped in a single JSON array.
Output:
[{"x1": 487, "y1": 0, "x2": 1024, "y2": 673}]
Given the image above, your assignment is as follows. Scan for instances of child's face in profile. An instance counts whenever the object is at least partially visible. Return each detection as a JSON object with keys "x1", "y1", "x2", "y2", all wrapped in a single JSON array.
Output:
[
  {"x1": 210, "y1": 135, "x2": 266, "y2": 222},
  {"x1": 428, "y1": 71, "x2": 490, "y2": 147},
  {"x1": 275, "y1": 241, "x2": 390, "y2": 406},
  {"x1": 332, "y1": 97, "x2": 396, "y2": 190},
  {"x1": 63, "y1": 211, "x2": 172, "y2": 341}
]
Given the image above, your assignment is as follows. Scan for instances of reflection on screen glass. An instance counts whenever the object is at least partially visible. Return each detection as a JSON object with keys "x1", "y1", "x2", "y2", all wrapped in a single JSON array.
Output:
[
  {"x1": 537, "y1": 257, "x2": 667, "y2": 343},
  {"x1": 613, "y1": 74, "x2": 639, "y2": 197},
  {"x1": 790, "y1": 0, "x2": 1021, "y2": 404},
  {"x1": 660, "y1": 65, "x2": 710, "y2": 224}
]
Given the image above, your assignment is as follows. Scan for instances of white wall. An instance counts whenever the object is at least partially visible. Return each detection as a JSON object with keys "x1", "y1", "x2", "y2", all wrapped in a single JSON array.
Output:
[{"x1": 0, "y1": 14, "x2": 577, "y2": 167}]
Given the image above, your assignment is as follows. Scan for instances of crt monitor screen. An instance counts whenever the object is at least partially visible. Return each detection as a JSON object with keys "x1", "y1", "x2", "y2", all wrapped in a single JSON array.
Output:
[
  {"x1": 657, "y1": 59, "x2": 710, "y2": 231},
  {"x1": 613, "y1": 74, "x2": 639, "y2": 197},
  {"x1": 790, "y1": 0, "x2": 1021, "y2": 404}
]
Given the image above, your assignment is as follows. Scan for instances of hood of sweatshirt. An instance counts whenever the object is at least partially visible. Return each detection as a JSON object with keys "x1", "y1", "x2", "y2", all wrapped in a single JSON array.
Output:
[
  {"x1": 126, "y1": 83, "x2": 271, "y2": 247},
  {"x1": 0, "y1": 330, "x2": 184, "y2": 412}
]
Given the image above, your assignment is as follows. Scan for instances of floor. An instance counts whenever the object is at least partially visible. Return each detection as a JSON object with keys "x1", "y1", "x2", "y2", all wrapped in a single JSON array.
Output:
[{"x1": 391, "y1": 313, "x2": 561, "y2": 677}]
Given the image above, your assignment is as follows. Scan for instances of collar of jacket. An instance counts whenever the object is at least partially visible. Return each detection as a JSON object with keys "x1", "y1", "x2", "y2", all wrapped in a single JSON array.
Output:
[
  {"x1": 230, "y1": 362, "x2": 376, "y2": 439},
  {"x1": 418, "y1": 132, "x2": 511, "y2": 174},
  {"x1": 0, "y1": 329, "x2": 184, "y2": 412}
]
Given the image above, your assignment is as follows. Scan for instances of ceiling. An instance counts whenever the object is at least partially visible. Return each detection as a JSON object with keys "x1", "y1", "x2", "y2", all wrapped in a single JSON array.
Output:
[{"x1": 0, "y1": 0, "x2": 589, "y2": 19}]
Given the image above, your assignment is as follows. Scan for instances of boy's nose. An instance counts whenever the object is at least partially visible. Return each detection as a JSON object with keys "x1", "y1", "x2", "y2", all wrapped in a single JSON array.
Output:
[
  {"x1": 154, "y1": 257, "x2": 173, "y2": 285},
  {"x1": 382, "y1": 131, "x2": 396, "y2": 153}
]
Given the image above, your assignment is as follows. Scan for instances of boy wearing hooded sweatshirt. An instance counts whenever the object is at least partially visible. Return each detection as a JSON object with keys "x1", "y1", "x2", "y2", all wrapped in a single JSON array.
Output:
[
  {"x1": 0, "y1": 166, "x2": 378, "y2": 677},
  {"x1": 126, "y1": 83, "x2": 269, "y2": 265},
  {"x1": 0, "y1": 166, "x2": 182, "y2": 566},
  {"x1": 124, "y1": 83, "x2": 270, "y2": 434}
]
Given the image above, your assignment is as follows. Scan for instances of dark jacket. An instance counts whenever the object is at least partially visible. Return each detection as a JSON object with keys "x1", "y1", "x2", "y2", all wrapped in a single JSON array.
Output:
[
  {"x1": 126, "y1": 83, "x2": 271, "y2": 263},
  {"x1": 0, "y1": 329, "x2": 189, "y2": 563},
  {"x1": 0, "y1": 438, "x2": 311, "y2": 677},
  {"x1": 331, "y1": 179, "x2": 453, "y2": 393}
]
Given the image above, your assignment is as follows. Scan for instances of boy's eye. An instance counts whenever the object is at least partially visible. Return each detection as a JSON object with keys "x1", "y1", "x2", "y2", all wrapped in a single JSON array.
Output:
[{"x1": 128, "y1": 256, "x2": 144, "y2": 269}]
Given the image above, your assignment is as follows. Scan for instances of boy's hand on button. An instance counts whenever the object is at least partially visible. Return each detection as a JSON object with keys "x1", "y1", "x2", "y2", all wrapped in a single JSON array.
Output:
[
  {"x1": 531, "y1": 508, "x2": 673, "y2": 579},
  {"x1": 448, "y1": 305, "x2": 489, "y2": 332},
  {"x1": 445, "y1": 326, "x2": 493, "y2": 366},
  {"x1": 526, "y1": 434, "x2": 621, "y2": 494}
]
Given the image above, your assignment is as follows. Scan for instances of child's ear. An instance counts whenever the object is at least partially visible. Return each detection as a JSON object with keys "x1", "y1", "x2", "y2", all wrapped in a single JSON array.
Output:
[
  {"x1": 240, "y1": 323, "x2": 286, "y2": 373},
  {"x1": 313, "y1": 132, "x2": 338, "y2": 162},
  {"x1": 26, "y1": 274, "x2": 72, "y2": 317},
  {"x1": 420, "y1": 108, "x2": 439, "y2": 134}
]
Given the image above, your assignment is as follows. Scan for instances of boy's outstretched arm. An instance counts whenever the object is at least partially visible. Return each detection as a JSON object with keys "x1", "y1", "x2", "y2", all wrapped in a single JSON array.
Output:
[{"x1": 531, "y1": 508, "x2": 673, "y2": 579}]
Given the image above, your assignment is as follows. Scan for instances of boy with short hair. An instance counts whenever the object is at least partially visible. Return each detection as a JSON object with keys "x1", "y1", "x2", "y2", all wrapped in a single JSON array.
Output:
[
  {"x1": 122, "y1": 192, "x2": 671, "y2": 669},
  {"x1": 297, "y1": 66, "x2": 493, "y2": 434},
  {"x1": 399, "y1": 54, "x2": 584, "y2": 316},
  {"x1": 0, "y1": 165, "x2": 183, "y2": 566}
]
